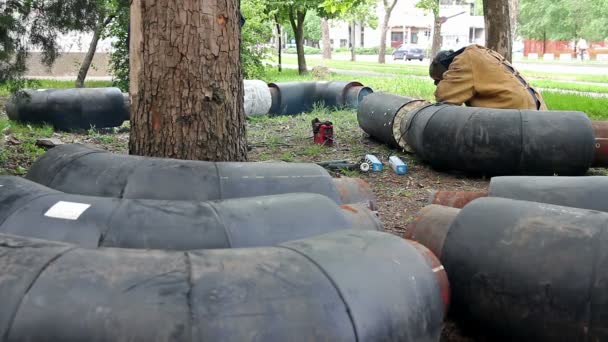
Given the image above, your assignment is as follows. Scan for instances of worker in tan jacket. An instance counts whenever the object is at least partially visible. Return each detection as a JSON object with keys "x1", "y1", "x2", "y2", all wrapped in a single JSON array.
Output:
[{"x1": 429, "y1": 45, "x2": 547, "y2": 110}]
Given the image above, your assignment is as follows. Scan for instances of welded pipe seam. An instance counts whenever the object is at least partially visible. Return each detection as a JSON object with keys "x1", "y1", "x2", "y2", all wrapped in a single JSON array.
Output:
[
  {"x1": 0, "y1": 230, "x2": 445, "y2": 341},
  {"x1": 441, "y1": 197, "x2": 608, "y2": 341},
  {"x1": 357, "y1": 92, "x2": 422, "y2": 148},
  {"x1": 0, "y1": 176, "x2": 381, "y2": 250},
  {"x1": 26, "y1": 144, "x2": 377, "y2": 209},
  {"x1": 5, "y1": 88, "x2": 129, "y2": 131}
]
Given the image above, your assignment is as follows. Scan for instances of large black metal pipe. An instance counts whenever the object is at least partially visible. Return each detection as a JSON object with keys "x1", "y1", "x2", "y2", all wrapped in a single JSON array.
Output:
[
  {"x1": 0, "y1": 230, "x2": 445, "y2": 341},
  {"x1": 488, "y1": 176, "x2": 608, "y2": 212},
  {"x1": 26, "y1": 144, "x2": 377, "y2": 208},
  {"x1": 358, "y1": 93, "x2": 595, "y2": 175},
  {"x1": 268, "y1": 81, "x2": 373, "y2": 115},
  {"x1": 412, "y1": 198, "x2": 608, "y2": 341},
  {"x1": 0, "y1": 176, "x2": 381, "y2": 250},
  {"x1": 405, "y1": 104, "x2": 595, "y2": 175},
  {"x1": 5, "y1": 88, "x2": 130, "y2": 131}
]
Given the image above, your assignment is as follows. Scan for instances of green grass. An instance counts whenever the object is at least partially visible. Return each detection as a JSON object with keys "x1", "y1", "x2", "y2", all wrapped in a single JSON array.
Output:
[
  {"x1": 279, "y1": 55, "x2": 429, "y2": 77},
  {"x1": 263, "y1": 68, "x2": 607, "y2": 119},
  {"x1": 0, "y1": 79, "x2": 113, "y2": 96},
  {"x1": 530, "y1": 80, "x2": 608, "y2": 94},
  {"x1": 523, "y1": 71, "x2": 608, "y2": 84},
  {"x1": 541, "y1": 92, "x2": 608, "y2": 120},
  {"x1": 277, "y1": 54, "x2": 608, "y2": 84},
  {"x1": 0, "y1": 118, "x2": 54, "y2": 175}
]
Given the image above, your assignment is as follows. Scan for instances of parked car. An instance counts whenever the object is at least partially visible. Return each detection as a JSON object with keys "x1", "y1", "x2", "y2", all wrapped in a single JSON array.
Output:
[{"x1": 393, "y1": 45, "x2": 425, "y2": 61}]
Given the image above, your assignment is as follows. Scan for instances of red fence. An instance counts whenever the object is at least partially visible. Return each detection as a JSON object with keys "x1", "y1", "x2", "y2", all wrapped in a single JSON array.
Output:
[{"x1": 524, "y1": 40, "x2": 608, "y2": 59}]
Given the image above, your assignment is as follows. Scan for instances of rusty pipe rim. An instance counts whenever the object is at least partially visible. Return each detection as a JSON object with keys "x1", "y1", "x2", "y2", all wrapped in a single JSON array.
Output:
[
  {"x1": 333, "y1": 177, "x2": 378, "y2": 211},
  {"x1": 406, "y1": 240, "x2": 451, "y2": 316},
  {"x1": 592, "y1": 121, "x2": 608, "y2": 139},
  {"x1": 593, "y1": 138, "x2": 608, "y2": 168},
  {"x1": 428, "y1": 190, "x2": 489, "y2": 209},
  {"x1": 404, "y1": 204, "x2": 460, "y2": 258}
]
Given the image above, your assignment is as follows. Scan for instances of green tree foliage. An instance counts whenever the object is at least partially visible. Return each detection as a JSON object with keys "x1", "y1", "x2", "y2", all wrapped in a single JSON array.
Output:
[
  {"x1": 1, "y1": 0, "x2": 28, "y2": 83},
  {"x1": 0, "y1": 0, "x2": 121, "y2": 85},
  {"x1": 303, "y1": 12, "x2": 322, "y2": 42},
  {"x1": 519, "y1": 0, "x2": 608, "y2": 43},
  {"x1": 270, "y1": 0, "x2": 368, "y2": 74},
  {"x1": 339, "y1": 0, "x2": 378, "y2": 28},
  {"x1": 285, "y1": 12, "x2": 322, "y2": 44},
  {"x1": 106, "y1": 0, "x2": 129, "y2": 91},
  {"x1": 242, "y1": 0, "x2": 275, "y2": 79},
  {"x1": 0, "y1": 0, "x2": 63, "y2": 83}
]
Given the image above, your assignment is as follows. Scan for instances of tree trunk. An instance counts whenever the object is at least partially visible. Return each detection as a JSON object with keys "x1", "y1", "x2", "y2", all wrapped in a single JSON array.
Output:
[
  {"x1": 378, "y1": 0, "x2": 398, "y2": 64},
  {"x1": 542, "y1": 31, "x2": 546, "y2": 56},
  {"x1": 321, "y1": 17, "x2": 331, "y2": 59},
  {"x1": 350, "y1": 21, "x2": 356, "y2": 62},
  {"x1": 129, "y1": 0, "x2": 247, "y2": 161},
  {"x1": 509, "y1": 0, "x2": 519, "y2": 41},
  {"x1": 431, "y1": 12, "x2": 442, "y2": 59},
  {"x1": 75, "y1": 16, "x2": 114, "y2": 88},
  {"x1": 289, "y1": 8, "x2": 307, "y2": 75},
  {"x1": 483, "y1": 0, "x2": 512, "y2": 62},
  {"x1": 275, "y1": 17, "x2": 282, "y2": 72}
]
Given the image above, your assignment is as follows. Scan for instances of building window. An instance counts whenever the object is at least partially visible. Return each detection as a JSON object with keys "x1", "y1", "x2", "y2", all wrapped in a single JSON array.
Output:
[
  {"x1": 391, "y1": 31, "x2": 404, "y2": 43},
  {"x1": 469, "y1": 28, "x2": 483, "y2": 44},
  {"x1": 340, "y1": 39, "x2": 347, "y2": 48},
  {"x1": 411, "y1": 28, "x2": 419, "y2": 45}
]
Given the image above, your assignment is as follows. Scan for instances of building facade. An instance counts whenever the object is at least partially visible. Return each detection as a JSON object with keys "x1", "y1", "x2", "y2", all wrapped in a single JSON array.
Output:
[{"x1": 324, "y1": 0, "x2": 485, "y2": 54}]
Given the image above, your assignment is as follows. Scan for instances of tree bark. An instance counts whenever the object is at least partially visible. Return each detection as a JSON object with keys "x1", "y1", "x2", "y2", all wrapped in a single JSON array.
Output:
[
  {"x1": 129, "y1": 0, "x2": 247, "y2": 161},
  {"x1": 75, "y1": 16, "x2": 114, "y2": 88},
  {"x1": 431, "y1": 11, "x2": 442, "y2": 59},
  {"x1": 350, "y1": 21, "x2": 356, "y2": 62},
  {"x1": 275, "y1": 16, "x2": 282, "y2": 72},
  {"x1": 378, "y1": 0, "x2": 398, "y2": 64},
  {"x1": 509, "y1": 0, "x2": 519, "y2": 41},
  {"x1": 483, "y1": 0, "x2": 512, "y2": 62},
  {"x1": 289, "y1": 8, "x2": 308, "y2": 75},
  {"x1": 321, "y1": 17, "x2": 331, "y2": 59}
]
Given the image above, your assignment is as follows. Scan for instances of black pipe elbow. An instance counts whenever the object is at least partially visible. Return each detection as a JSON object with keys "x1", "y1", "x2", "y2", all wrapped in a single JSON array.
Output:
[
  {"x1": 404, "y1": 104, "x2": 594, "y2": 175},
  {"x1": 0, "y1": 230, "x2": 446, "y2": 341},
  {"x1": 489, "y1": 176, "x2": 608, "y2": 212},
  {"x1": 357, "y1": 92, "x2": 429, "y2": 148},
  {"x1": 357, "y1": 93, "x2": 595, "y2": 175},
  {"x1": 268, "y1": 81, "x2": 373, "y2": 115},
  {"x1": 5, "y1": 88, "x2": 129, "y2": 131},
  {"x1": 0, "y1": 176, "x2": 381, "y2": 250},
  {"x1": 26, "y1": 144, "x2": 377, "y2": 208},
  {"x1": 440, "y1": 197, "x2": 608, "y2": 341}
]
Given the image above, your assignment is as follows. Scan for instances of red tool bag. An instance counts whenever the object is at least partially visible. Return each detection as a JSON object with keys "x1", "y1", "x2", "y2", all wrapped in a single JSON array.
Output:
[{"x1": 312, "y1": 118, "x2": 334, "y2": 146}]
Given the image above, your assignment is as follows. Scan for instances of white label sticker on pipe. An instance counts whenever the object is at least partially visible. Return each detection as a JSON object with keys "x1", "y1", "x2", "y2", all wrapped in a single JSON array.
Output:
[{"x1": 44, "y1": 201, "x2": 91, "y2": 220}]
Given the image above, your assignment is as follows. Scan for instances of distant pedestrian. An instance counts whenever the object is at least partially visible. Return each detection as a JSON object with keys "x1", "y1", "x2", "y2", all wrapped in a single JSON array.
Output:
[
  {"x1": 429, "y1": 44, "x2": 547, "y2": 110},
  {"x1": 578, "y1": 39, "x2": 588, "y2": 61}
]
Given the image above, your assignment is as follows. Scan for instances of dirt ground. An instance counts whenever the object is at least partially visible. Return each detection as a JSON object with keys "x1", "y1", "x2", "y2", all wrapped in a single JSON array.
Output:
[{"x1": 0, "y1": 101, "x2": 494, "y2": 341}]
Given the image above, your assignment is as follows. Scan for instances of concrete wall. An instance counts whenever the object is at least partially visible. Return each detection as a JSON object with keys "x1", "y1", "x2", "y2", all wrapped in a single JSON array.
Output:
[{"x1": 25, "y1": 52, "x2": 111, "y2": 78}]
